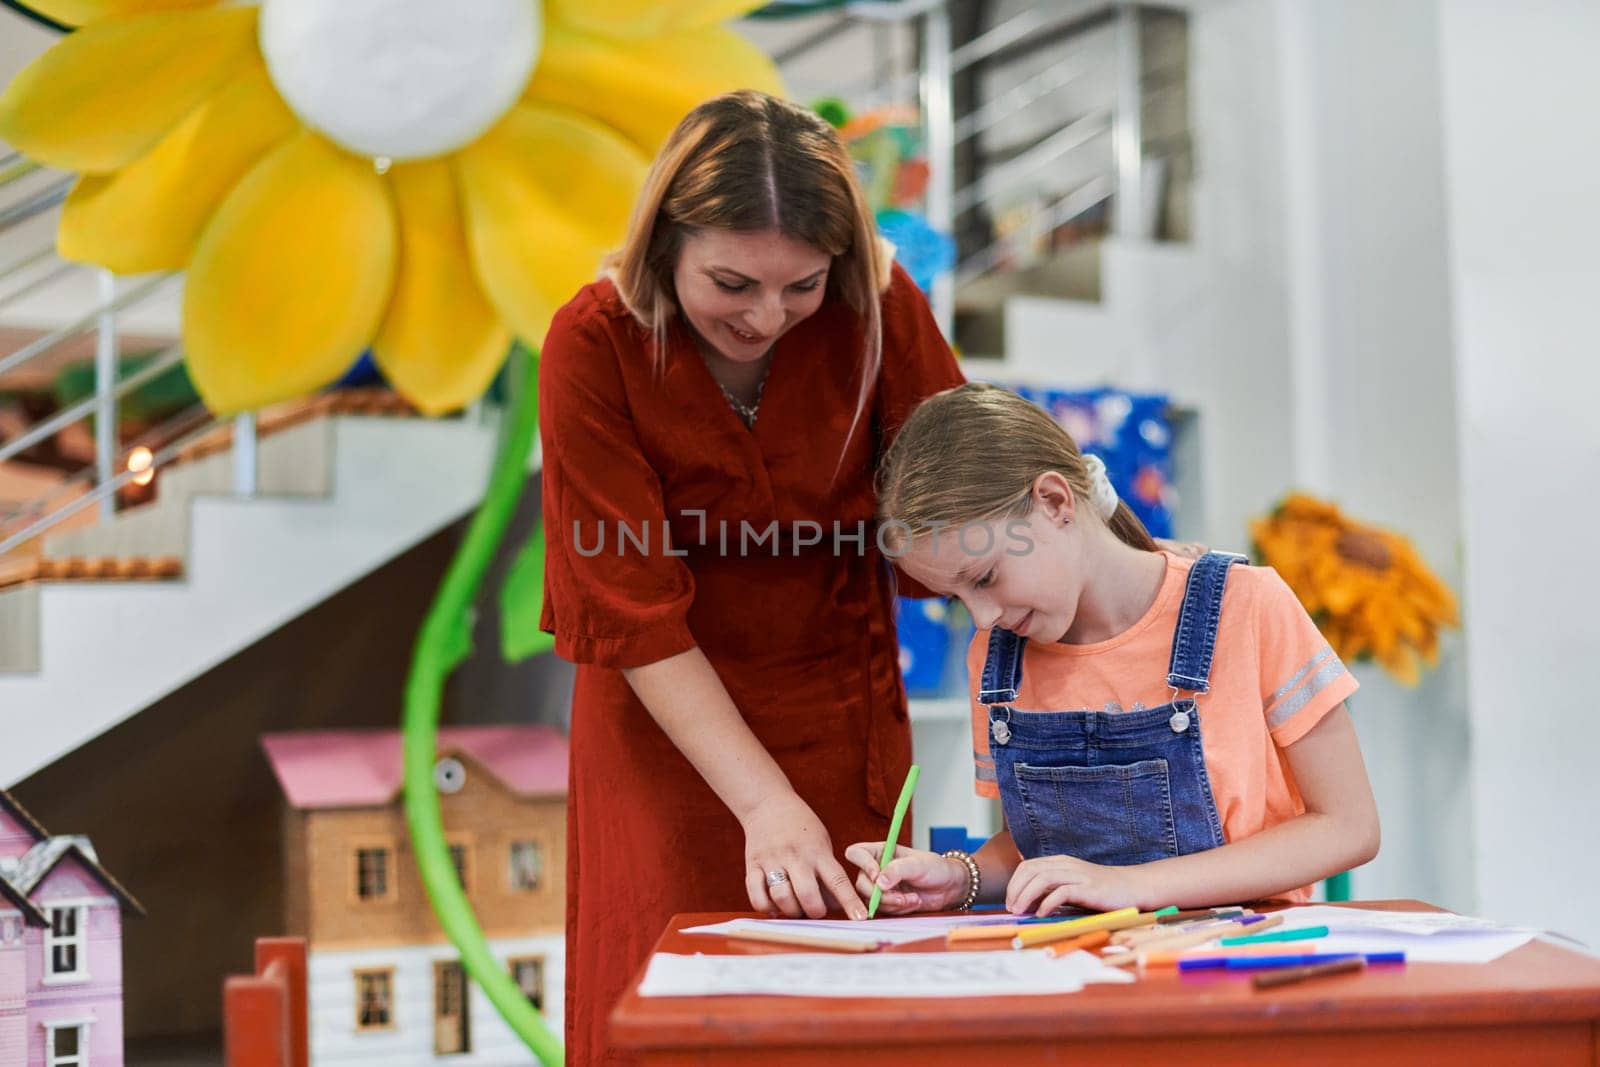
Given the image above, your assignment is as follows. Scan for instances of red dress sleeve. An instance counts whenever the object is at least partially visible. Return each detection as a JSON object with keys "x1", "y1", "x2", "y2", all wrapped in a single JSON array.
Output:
[
  {"x1": 875, "y1": 263, "x2": 967, "y2": 598},
  {"x1": 538, "y1": 294, "x2": 698, "y2": 669}
]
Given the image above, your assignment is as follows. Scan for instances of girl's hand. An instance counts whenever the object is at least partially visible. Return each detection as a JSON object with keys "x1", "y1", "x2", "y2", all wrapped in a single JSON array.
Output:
[
  {"x1": 741, "y1": 790, "x2": 868, "y2": 920},
  {"x1": 1006, "y1": 855, "x2": 1147, "y2": 916},
  {"x1": 843, "y1": 841, "x2": 970, "y2": 915}
]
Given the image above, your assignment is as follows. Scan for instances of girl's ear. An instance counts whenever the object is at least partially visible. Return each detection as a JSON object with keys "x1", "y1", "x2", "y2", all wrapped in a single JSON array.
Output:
[{"x1": 1033, "y1": 471, "x2": 1077, "y2": 524}]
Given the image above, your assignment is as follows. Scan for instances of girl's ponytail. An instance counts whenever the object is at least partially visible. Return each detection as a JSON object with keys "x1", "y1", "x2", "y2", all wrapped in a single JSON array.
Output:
[
  {"x1": 1105, "y1": 500, "x2": 1158, "y2": 552},
  {"x1": 879, "y1": 382, "x2": 1160, "y2": 555}
]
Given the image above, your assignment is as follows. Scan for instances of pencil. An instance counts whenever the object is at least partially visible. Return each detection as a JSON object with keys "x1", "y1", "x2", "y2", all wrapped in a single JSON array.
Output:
[
  {"x1": 945, "y1": 915, "x2": 1068, "y2": 943},
  {"x1": 947, "y1": 924, "x2": 1024, "y2": 944},
  {"x1": 867, "y1": 764, "x2": 921, "y2": 919},
  {"x1": 1108, "y1": 923, "x2": 1232, "y2": 967},
  {"x1": 1113, "y1": 913, "x2": 1283, "y2": 962},
  {"x1": 1114, "y1": 916, "x2": 1234, "y2": 947},
  {"x1": 724, "y1": 928, "x2": 883, "y2": 953},
  {"x1": 1252, "y1": 956, "x2": 1366, "y2": 989}
]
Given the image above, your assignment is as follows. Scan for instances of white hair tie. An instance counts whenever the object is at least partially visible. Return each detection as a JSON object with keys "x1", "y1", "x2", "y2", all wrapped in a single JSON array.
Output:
[{"x1": 1081, "y1": 454, "x2": 1119, "y2": 522}]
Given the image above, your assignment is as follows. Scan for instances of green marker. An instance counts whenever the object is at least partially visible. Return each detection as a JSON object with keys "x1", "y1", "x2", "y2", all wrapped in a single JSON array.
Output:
[
  {"x1": 1220, "y1": 924, "x2": 1330, "y2": 947},
  {"x1": 868, "y1": 764, "x2": 921, "y2": 919}
]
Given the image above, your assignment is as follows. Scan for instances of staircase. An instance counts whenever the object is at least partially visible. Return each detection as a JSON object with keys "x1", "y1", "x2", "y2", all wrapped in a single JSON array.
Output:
[
  {"x1": 0, "y1": 140, "x2": 511, "y2": 787},
  {"x1": 0, "y1": 396, "x2": 505, "y2": 787}
]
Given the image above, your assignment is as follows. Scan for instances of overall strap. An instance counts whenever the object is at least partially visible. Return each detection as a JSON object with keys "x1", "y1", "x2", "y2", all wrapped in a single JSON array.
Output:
[
  {"x1": 978, "y1": 627, "x2": 1028, "y2": 705},
  {"x1": 1166, "y1": 552, "x2": 1248, "y2": 694}
]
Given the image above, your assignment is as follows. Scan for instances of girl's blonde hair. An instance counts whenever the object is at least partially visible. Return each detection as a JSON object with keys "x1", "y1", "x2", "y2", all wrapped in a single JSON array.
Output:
[
  {"x1": 607, "y1": 90, "x2": 887, "y2": 442},
  {"x1": 878, "y1": 382, "x2": 1158, "y2": 554}
]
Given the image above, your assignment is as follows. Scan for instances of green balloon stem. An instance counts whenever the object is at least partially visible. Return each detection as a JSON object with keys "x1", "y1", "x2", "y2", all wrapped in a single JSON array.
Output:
[{"x1": 402, "y1": 345, "x2": 563, "y2": 1065}]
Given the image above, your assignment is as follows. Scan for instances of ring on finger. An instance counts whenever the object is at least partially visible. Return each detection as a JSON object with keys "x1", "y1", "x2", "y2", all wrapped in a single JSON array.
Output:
[{"x1": 765, "y1": 869, "x2": 790, "y2": 888}]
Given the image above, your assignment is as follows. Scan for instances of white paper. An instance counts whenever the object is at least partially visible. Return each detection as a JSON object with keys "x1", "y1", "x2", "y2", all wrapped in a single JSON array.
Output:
[
  {"x1": 1276, "y1": 905, "x2": 1536, "y2": 937},
  {"x1": 1195, "y1": 906, "x2": 1539, "y2": 964},
  {"x1": 681, "y1": 913, "x2": 1027, "y2": 946},
  {"x1": 638, "y1": 949, "x2": 1135, "y2": 998}
]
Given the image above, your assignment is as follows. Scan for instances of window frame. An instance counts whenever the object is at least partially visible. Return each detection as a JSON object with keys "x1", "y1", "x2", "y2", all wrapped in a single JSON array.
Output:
[
  {"x1": 43, "y1": 1019, "x2": 91, "y2": 1067},
  {"x1": 445, "y1": 832, "x2": 475, "y2": 895},
  {"x1": 507, "y1": 838, "x2": 546, "y2": 894},
  {"x1": 353, "y1": 967, "x2": 396, "y2": 1032},
  {"x1": 42, "y1": 903, "x2": 90, "y2": 985},
  {"x1": 349, "y1": 836, "x2": 397, "y2": 905},
  {"x1": 508, "y1": 955, "x2": 547, "y2": 1012}
]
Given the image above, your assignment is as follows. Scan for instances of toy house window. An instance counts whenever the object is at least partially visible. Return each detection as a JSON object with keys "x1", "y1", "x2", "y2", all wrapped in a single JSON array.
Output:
[
  {"x1": 509, "y1": 840, "x2": 543, "y2": 892},
  {"x1": 510, "y1": 956, "x2": 545, "y2": 1012},
  {"x1": 448, "y1": 842, "x2": 470, "y2": 890},
  {"x1": 355, "y1": 969, "x2": 394, "y2": 1030},
  {"x1": 46, "y1": 1023, "x2": 86, "y2": 1067},
  {"x1": 356, "y1": 847, "x2": 390, "y2": 901},
  {"x1": 45, "y1": 906, "x2": 87, "y2": 980}
]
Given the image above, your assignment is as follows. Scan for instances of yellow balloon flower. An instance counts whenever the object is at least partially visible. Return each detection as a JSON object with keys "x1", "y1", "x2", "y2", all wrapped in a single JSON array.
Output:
[
  {"x1": 0, "y1": 0, "x2": 782, "y2": 414},
  {"x1": 1251, "y1": 493, "x2": 1460, "y2": 687}
]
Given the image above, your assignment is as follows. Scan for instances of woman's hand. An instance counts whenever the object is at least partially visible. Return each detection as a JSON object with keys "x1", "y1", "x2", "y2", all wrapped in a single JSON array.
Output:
[
  {"x1": 741, "y1": 790, "x2": 868, "y2": 920},
  {"x1": 1006, "y1": 855, "x2": 1147, "y2": 916},
  {"x1": 843, "y1": 842, "x2": 970, "y2": 915}
]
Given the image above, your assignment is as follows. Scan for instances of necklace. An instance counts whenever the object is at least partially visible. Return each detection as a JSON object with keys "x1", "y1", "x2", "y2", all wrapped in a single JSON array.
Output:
[{"x1": 719, "y1": 376, "x2": 765, "y2": 428}]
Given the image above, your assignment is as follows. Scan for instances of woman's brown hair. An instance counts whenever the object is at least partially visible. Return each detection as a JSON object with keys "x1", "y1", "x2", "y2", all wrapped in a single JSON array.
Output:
[
  {"x1": 607, "y1": 90, "x2": 888, "y2": 444},
  {"x1": 877, "y1": 382, "x2": 1158, "y2": 553}
]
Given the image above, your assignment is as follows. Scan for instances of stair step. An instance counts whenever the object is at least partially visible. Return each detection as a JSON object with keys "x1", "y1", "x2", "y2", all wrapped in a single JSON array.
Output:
[{"x1": 0, "y1": 553, "x2": 183, "y2": 590}]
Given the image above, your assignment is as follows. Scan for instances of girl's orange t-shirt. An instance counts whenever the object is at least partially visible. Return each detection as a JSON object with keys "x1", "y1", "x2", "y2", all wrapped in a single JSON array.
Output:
[{"x1": 966, "y1": 552, "x2": 1358, "y2": 902}]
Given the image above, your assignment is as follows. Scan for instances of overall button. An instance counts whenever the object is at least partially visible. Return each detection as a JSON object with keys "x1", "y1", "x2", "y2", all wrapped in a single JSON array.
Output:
[
  {"x1": 991, "y1": 719, "x2": 1011, "y2": 745},
  {"x1": 1169, "y1": 710, "x2": 1191, "y2": 733}
]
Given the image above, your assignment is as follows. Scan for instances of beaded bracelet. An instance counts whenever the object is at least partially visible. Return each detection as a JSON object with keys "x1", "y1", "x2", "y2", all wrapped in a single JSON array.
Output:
[{"x1": 942, "y1": 849, "x2": 981, "y2": 911}]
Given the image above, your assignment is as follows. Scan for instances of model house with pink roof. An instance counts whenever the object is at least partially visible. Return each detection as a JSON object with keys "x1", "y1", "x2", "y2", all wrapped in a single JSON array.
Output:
[
  {"x1": 0, "y1": 790, "x2": 143, "y2": 1067},
  {"x1": 261, "y1": 725, "x2": 566, "y2": 1064}
]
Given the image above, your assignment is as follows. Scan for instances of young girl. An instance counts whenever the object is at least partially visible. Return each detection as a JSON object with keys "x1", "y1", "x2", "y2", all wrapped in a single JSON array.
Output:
[{"x1": 848, "y1": 383, "x2": 1380, "y2": 916}]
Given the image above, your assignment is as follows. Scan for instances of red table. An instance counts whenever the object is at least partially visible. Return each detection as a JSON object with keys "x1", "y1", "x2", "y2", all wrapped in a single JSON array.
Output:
[{"x1": 611, "y1": 901, "x2": 1600, "y2": 1065}]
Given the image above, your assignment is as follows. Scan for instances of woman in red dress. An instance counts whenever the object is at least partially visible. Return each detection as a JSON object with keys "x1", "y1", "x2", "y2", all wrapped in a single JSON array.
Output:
[{"x1": 539, "y1": 91, "x2": 964, "y2": 1064}]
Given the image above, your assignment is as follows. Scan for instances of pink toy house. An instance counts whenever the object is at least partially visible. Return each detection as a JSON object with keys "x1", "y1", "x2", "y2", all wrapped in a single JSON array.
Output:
[{"x1": 0, "y1": 790, "x2": 143, "y2": 1067}]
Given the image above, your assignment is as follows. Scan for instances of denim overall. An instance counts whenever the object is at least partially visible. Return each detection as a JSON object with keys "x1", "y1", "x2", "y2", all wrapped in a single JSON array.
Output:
[{"x1": 980, "y1": 552, "x2": 1246, "y2": 864}]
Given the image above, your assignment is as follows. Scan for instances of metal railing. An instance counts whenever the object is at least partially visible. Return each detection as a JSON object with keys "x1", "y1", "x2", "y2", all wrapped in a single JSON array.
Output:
[
  {"x1": 0, "y1": 160, "x2": 251, "y2": 555},
  {"x1": 761, "y1": 1, "x2": 1177, "y2": 326},
  {"x1": 765, "y1": 0, "x2": 1185, "y2": 325}
]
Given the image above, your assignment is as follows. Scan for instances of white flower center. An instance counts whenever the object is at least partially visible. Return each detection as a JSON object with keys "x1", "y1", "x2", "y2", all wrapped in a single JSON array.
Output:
[{"x1": 259, "y1": 0, "x2": 541, "y2": 161}]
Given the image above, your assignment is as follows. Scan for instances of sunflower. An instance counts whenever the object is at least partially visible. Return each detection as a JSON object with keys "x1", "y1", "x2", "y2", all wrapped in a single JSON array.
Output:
[
  {"x1": 1251, "y1": 493, "x2": 1459, "y2": 686},
  {"x1": 0, "y1": 0, "x2": 781, "y2": 414}
]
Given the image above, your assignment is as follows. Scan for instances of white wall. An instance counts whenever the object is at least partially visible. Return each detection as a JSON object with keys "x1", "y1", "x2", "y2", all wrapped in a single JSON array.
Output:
[
  {"x1": 1003, "y1": 0, "x2": 1300, "y2": 553},
  {"x1": 1273, "y1": 0, "x2": 1475, "y2": 913},
  {"x1": 1436, "y1": 0, "x2": 1600, "y2": 947}
]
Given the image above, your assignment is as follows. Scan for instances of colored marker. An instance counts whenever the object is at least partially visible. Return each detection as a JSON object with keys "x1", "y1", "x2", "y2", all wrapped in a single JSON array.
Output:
[
  {"x1": 1179, "y1": 951, "x2": 1405, "y2": 972},
  {"x1": 867, "y1": 764, "x2": 920, "y2": 919},
  {"x1": 1137, "y1": 943, "x2": 1320, "y2": 968},
  {"x1": 1252, "y1": 956, "x2": 1366, "y2": 989},
  {"x1": 1157, "y1": 906, "x2": 1249, "y2": 925},
  {"x1": 1224, "y1": 952, "x2": 1404, "y2": 971},
  {"x1": 1041, "y1": 929, "x2": 1113, "y2": 958},
  {"x1": 1220, "y1": 924, "x2": 1330, "y2": 947},
  {"x1": 1012, "y1": 907, "x2": 1141, "y2": 948}
]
